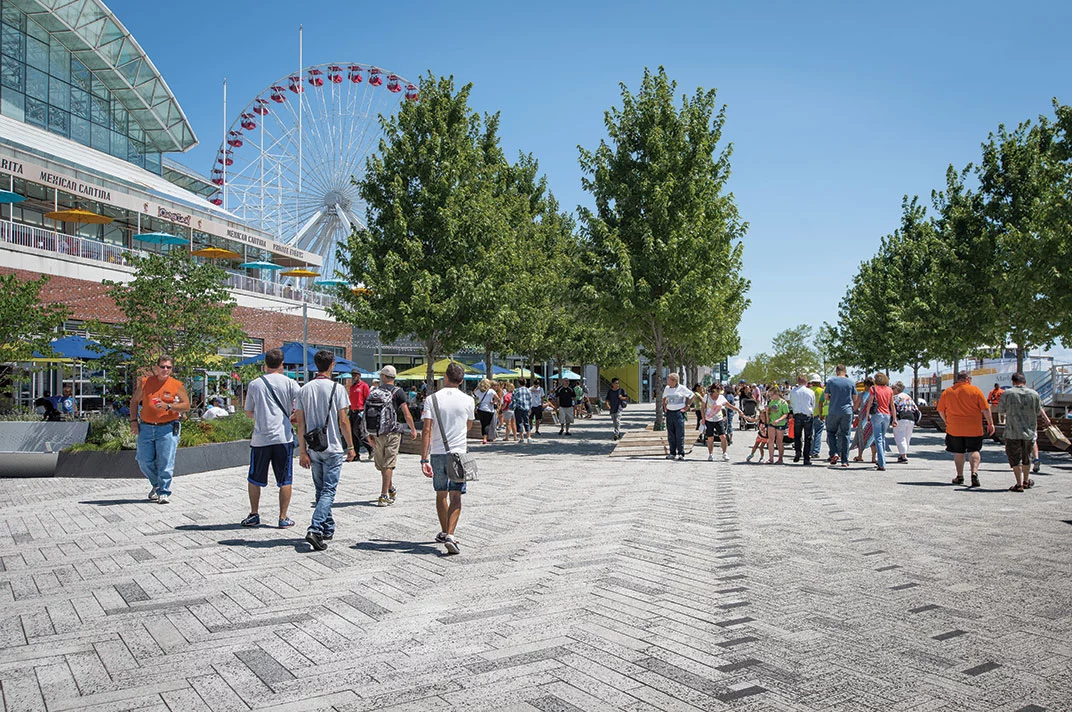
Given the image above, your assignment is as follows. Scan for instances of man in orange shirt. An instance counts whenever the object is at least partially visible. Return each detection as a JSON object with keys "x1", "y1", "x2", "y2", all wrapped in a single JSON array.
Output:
[
  {"x1": 987, "y1": 383, "x2": 1003, "y2": 407},
  {"x1": 129, "y1": 355, "x2": 190, "y2": 504},
  {"x1": 937, "y1": 372, "x2": 995, "y2": 488}
]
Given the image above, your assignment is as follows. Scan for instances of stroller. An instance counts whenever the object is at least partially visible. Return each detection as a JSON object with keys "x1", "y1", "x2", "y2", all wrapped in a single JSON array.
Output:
[{"x1": 739, "y1": 397, "x2": 758, "y2": 429}]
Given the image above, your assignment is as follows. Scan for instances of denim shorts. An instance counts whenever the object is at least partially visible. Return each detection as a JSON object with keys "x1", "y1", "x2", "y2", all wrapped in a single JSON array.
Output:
[{"x1": 430, "y1": 453, "x2": 466, "y2": 493}]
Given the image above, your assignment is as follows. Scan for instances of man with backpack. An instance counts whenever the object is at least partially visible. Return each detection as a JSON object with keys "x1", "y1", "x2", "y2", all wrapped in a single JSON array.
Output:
[
  {"x1": 242, "y1": 348, "x2": 300, "y2": 528},
  {"x1": 364, "y1": 365, "x2": 418, "y2": 507}
]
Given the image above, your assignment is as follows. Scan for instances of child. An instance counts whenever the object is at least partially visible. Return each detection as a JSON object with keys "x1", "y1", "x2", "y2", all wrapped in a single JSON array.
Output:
[{"x1": 745, "y1": 410, "x2": 769, "y2": 462}]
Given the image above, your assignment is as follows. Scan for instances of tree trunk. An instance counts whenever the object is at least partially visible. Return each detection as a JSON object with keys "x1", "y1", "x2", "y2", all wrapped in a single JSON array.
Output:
[
  {"x1": 425, "y1": 341, "x2": 436, "y2": 394},
  {"x1": 529, "y1": 349, "x2": 536, "y2": 386},
  {"x1": 1016, "y1": 344, "x2": 1025, "y2": 373},
  {"x1": 912, "y1": 360, "x2": 920, "y2": 403},
  {"x1": 952, "y1": 351, "x2": 959, "y2": 380},
  {"x1": 667, "y1": 349, "x2": 676, "y2": 381},
  {"x1": 484, "y1": 345, "x2": 493, "y2": 379},
  {"x1": 653, "y1": 325, "x2": 666, "y2": 431}
]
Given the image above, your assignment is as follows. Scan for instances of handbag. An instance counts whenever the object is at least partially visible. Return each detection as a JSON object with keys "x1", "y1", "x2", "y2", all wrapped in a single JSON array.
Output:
[
  {"x1": 303, "y1": 382, "x2": 337, "y2": 453},
  {"x1": 868, "y1": 387, "x2": 878, "y2": 415},
  {"x1": 1043, "y1": 424, "x2": 1071, "y2": 451},
  {"x1": 431, "y1": 392, "x2": 479, "y2": 482}
]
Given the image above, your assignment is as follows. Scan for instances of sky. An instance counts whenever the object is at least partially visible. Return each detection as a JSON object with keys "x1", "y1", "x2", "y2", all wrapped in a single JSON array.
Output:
[{"x1": 109, "y1": 0, "x2": 1072, "y2": 373}]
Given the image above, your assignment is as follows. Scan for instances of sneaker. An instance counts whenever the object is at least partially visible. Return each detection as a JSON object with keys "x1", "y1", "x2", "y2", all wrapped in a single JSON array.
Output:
[
  {"x1": 677, "y1": 455, "x2": 685, "y2": 461},
  {"x1": 157, "y1": 495, "x2": 169, "y2": 505},
  {"x1": 1032, "y1": 459, "x2": 1041, "y2": 474},
  {"x1": 443, "y1": 535, "x2": 460, "y2": 555},
  {"x1": 708, "y1": 454, "x2": 714, "y2": 461},
  {"x1": 388, "y1": 486, "x2": 397, "y2": 503},
  {"x1": 241, "y1": 513, "x2": 261, "y2": 527},
  {"x1": 147, "y1": 488, "x2": 159, "y2": 502},
  {"x1": 559, "y1": 428, "x2": 564, "y2": 435},
  {"x1": 666, "y1": 455, "x2": 673, "y2": 460},
  {"x1": 612, "y1": 433, "x2": 618, "y2": 441},
  {"x1": 565, "y1": 431, "x2": 572, "y2": 436},
  {"x1": 435, "y1": 531, "x2": 448, "y2": 543},
  {"x1": 278, "y1": 517, "x2": 295, "y2": 528},
  {"x1": 722, "y1": 453, "x2": 730, "y2": 462},
  {"x1": 376, "y1": 495, "x2": 391, "y2": 507},
  {"x1": 322, "y1": 533, "x2": 333, "y2": 541},
  {"x1": 970, "y1": 474, "x2": 981, "y2": 488},
  {"x1": 746, "y1": 454, "x2": 753, "y2": 462},
  {"x1": 305, "y1": 530, "x2": 327, "y2": 551}
]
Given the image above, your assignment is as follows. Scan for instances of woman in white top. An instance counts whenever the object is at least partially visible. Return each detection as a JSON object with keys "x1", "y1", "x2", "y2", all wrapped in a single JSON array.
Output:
[
  {"x1": 891, "y1": 381, "x2": 918, "y2": 463},
  {"x1": 662, "y1": 373, "x2": 694, "y2": 460},
  {"x1": 473, "y1": 378, "x2": 500, "y2": 444}
]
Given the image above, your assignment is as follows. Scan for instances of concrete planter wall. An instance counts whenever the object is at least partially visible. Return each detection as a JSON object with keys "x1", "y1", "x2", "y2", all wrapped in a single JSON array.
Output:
[
  {"x1": 0, "y1": 421, "x2": 89, "y2": 452},
  {"x1": 51, "y1": 439, "x2": 252, "y2": 479}
]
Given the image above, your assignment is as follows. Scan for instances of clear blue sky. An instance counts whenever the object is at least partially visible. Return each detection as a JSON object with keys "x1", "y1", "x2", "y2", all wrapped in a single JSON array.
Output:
[{"x1": 111, "y1": 0, "x2": 1071, "y2": 370}]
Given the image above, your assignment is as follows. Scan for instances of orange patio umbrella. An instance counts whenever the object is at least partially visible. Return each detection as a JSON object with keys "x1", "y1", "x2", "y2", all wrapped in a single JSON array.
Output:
[
  {"x1": 280, "y1": 268, "x2": 320, "y2": 278},
  {"x1": 191, "y1": 246, "x2": 241, "y2": 259},
  {"x1": 45, "y1": 208, "x2": 113, "y2": 224}
]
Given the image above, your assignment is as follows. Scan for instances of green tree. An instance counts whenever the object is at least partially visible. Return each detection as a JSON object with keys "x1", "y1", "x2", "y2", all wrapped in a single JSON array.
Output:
[
  {"x1": 334, "y1": 73, "x2": 509, "y2": 392},
  {"x1": 91, "y1": 251, "x2": 246, "y2": 376},
  {"x1": 0, "y1": 273, "x2": 68, "y2": 361},
  {"x1": 578, "y1": 67, "x2": 749, "y2": 429},
  {"x1": 768, "y1": 324, "x2": 821, "y2": 381}
]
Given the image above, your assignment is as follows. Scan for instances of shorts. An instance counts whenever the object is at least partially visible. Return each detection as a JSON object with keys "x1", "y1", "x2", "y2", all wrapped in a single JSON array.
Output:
[
  {"x1": 502, "y1": 409, "x2": 515, "y2": 421},
  {"x1": 248, "y1": 443, "x2": 294, "y2": 487},
  {"x1": 530, "y1": 406, "x2": 544, "y2": 422},
  {"x1": 771, "y1": 423, "x2": 788, "y2": 432},
  {"x1": 1004, "y1": 438, "x2": 1032, "y2": 467},
  {"x1": 704, "y1": 419, "x2": 727, "y2": 438},
  {"x1": 558, "y1": 407, "x2": 575, "y2": 425},
  {"x1": 945, "y1": 434, "x2": 984, "y2": 454},
  {"x1": 372, "y1": 432, "x2": 403, "y2": 471},
  {"x1": 430, "y1": 453, "x2": 467, "y2": 493}
]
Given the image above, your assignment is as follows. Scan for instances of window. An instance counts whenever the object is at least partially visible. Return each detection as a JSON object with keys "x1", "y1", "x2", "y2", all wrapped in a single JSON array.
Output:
[
  {"x1": 145, "y1": 151, "x2": 161, "y2": 174},
  {"x1": 1, "y1": 88, "x2": 23, "y2": 121},
  {"x1": 70, "y1": 86, "x2": 88, "y2": 118},
  {"x1": 2, "y1": 5, "x2": 25, "y2": 32},
  {"x1": 89, "y1": 93, "x2": 108, "y2": 126},
  {"x1": 70, "y1": 114, "x2": 89, "y2": 143},
  {"x1": 91, "y1": 121, "x2": 109, "y2": 152},
  {"x1": 48, "y1": 43, "x2": 67, "y2": 82},
  {"x1": 70, "y1": 58, "x2": 90, "y2": 92},
  {"x1": 25, "y1": 35, "x2": 45, "y2": 70},
  {"x1": 48, "y1": 77, "x2": 67, "y2": 110},
  {"x1": 24, "y1": 64, "x2": 44, "y2": 100},
  {"x1": 24, "y1": 95, "x2": 44, "y2": 127},
  {"x1": 109, "y1": 130, "x2": 124, "y2": 159},
  {"x1": 242, "y1": 339, "x2": 264, "y2": 358},
  {"x1": 1, "y1": 23, "x2": 22, "y2": 60},
  {"x1": 0, "y1": 55, "x2": 21, "y2": 91},
  {"x1": 47, "y1": 105, "x2": 68, "y2": 137}
]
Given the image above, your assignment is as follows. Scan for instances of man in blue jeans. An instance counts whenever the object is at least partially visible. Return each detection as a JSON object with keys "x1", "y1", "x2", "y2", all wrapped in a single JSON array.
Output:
[
  {"x1": 420, "y1": 362, "x2": 474, "y2": 555},
  {"x1": 662, "y1": 373, "x2": 693, "y2": 460},
  {"x1": 129, "y1": 355, "x2": 190, "y2": 505},
  {"x1": 295, "y1": 350, "x2": 355, "y2": 551},
  {"x1": 822, "y1": 364, "x2": 856, "y2": 468}
]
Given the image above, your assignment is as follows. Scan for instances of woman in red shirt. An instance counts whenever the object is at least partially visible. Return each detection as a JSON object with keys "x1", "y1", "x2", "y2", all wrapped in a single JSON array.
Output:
[{"x1": 869, "y1": 372, "x2": 897, "y2": 471}]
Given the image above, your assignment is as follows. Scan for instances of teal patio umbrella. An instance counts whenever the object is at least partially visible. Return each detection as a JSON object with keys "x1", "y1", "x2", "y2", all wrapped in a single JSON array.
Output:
[
  {"x1": 136, "y1": 232, "x2": 188, "y2": 246},
  {"x1": 238, "y1": 261, "x2": 285, "y2": 270}
]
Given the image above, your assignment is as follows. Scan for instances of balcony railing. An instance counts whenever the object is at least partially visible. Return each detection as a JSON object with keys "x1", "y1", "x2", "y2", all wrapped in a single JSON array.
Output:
[{"x1": 0, "y1": 220, "x2": 334, "y2": 309}]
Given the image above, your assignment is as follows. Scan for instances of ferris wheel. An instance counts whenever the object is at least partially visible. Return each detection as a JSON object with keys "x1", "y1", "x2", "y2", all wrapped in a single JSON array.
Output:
[{"x1": 209, "y1": 63, "x2": 417, "y2": 281}]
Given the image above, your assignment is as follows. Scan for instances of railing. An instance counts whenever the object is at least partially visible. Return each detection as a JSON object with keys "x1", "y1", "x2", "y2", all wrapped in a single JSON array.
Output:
[
  {"x1": 0, "y1": 220, "x2": 145, "y2": 266},
  {"x1": 0, "y1": 220, "x2": 334, "y2": 309}
]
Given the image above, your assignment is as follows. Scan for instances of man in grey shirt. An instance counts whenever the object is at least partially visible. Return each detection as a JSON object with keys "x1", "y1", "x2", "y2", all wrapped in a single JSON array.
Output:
[
  {"x1": 997, "y1": 372, "x2": 1051, "y2": 492},
  {"x1": 295, "y1": 350, "x2": 355, "y2": 551},
  {"x1": 822, "y1": 364, "x2": 856, "y2": 468}
]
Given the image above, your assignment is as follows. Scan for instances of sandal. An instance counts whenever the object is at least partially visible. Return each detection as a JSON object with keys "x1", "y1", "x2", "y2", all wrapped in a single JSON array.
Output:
[
  {"x1": 1009, "y1": 484, "x2": 1024, "y2": 492},
  {"x1": 1024, "y1": 479, "x2": 1035, "y2": 489},
  {"x1": 852, "y1": 456, "x2": 863, "y2": 462},
  {"x1": 952, "y1": 475, "x2": 964, "y2": 485}
]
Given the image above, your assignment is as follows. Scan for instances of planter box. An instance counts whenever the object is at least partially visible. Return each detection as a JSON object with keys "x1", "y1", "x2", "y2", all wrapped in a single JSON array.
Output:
[
  {"x1": 0, "y1": 452, "x2": 59, "y2": 477},
  {"x1": 0, "y1": 422, "x2": 88, "y2": 452},
  {"x1": 53, "y1": 439, "x2": 252, "y2": 479}
]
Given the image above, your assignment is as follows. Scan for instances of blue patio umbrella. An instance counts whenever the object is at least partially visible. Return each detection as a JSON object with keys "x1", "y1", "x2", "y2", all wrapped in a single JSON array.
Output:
[
  {"x1": 0, "y1": 190, "x2": 25, "y2": 203},
  {"x1": 136, "y1": 231, "x2": 189, "y2": 246},
  {"x1": 236, "y1": 342, "x2": 356, "y2": 374},
  {"x1": 238, "y1": 261, "x2": 285, "y2": 270},
  {"x1": 314, "y1": 278, "x2": 349, "y2": 287},
  {"x1": 549, "y1": 369, "x2": 583, "y2": 380},
  {"x1": 470, "y1": 361, "x2": 515, "y2": 376},
  {"x1": 35, "y1": 335, "x2": 114, "y2": 360}
]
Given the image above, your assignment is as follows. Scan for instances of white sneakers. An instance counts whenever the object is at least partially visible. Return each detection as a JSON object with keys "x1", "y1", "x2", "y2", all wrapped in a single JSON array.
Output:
[{"x1": 443, "y1": 535, "x2": 460, "y2": 555}]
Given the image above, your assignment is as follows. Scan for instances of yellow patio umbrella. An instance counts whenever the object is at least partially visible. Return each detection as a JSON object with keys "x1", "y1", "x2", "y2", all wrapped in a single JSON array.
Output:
[
  {"x1": 280, "y1": 268, "x2": 320, "y2": 278},
  {"x1": 395, "y1": 359, "x2": 480, "y2": 380},
  {"x1": 45, "y1": 208, "x2": 113, "y2": 224},
  {"x1": 191, "y1": 246, "x2": 241, "y2": 259}
]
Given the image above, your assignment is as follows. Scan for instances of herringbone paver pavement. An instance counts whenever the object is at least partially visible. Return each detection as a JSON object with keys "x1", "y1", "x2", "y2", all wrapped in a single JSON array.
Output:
[{"x1": 0, "y1": 405, "x2": 1069, "y2": 711}]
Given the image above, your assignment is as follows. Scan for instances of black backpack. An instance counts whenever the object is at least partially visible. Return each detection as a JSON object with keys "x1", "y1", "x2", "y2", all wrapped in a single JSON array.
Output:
[{"x1": 364, "y1": 385, "x2": 400, "y2": 435}]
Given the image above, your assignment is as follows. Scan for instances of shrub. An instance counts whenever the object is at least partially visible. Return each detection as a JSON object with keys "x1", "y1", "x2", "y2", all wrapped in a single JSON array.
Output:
[{"x1": 69, "y1": 411, "x2": 254, "y2": 451}]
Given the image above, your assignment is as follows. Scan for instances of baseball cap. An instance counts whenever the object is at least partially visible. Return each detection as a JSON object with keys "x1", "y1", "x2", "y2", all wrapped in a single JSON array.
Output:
[
  {"x1": 380, "y1": 365, "x2": 397, "y2": 378},
  {"x1": 809, "y1": 374, "x2": 822, "y2": 383}
]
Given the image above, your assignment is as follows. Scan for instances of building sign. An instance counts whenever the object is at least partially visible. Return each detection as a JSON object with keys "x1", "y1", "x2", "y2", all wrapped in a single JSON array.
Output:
[{"x1": 0, "y1": 150, "x2": 320, "y2": 266}]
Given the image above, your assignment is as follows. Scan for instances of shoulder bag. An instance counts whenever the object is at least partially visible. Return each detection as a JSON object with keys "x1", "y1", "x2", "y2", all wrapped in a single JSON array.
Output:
[
  {"x1": 431, "y1": 393, "x2": 479, "y2": 483},
  {"x1": 304, "y1": 382, "x2": 337, "y2": 453},
  {"x1": 259, "y1": 375, "x2": 295, "y2": 444}
]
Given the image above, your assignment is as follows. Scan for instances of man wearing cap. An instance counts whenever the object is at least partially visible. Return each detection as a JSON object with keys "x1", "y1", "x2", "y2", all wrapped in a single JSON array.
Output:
[
  {"x1": 788, "y1": 373, "x2": 816, "y2": 465},
  {"x1": 809, "y1": 375, "x2": 826, "y2": 460},
  {"x1": 347, "y1": 369, "x2": 373, "y2": 461},
  {"x1": 366, "y1": 365, "x2": 418, "y2": 507}
]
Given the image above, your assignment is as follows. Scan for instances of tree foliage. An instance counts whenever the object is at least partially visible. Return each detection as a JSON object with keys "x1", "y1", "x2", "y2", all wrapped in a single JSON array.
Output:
[
  {"x1": 91, "y1": 251, "x2": 246, "y2": 376},
  {"x1": 579, "y1": 67, "x2": 749, "y2": 427},
  {"x1": 0, "y1": 273, "x2": 69, "y2": 362}
]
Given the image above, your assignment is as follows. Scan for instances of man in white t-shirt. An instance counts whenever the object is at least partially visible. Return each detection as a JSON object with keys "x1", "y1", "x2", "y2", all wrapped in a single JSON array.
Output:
[
  {"x1": 420, "y1": 362, "x2": 474, "y2": 555},
  {"x1": 703, "y1": 383, "x2": 745, "y2": 462},
  {"x1": 789, "y1": 373, "x2": 816, "y2": 465},
  {"x1": 203, "y1": 398, "x2": 230, "y2": 420},
  {"x1": 529, "y1": 381, "x2": 545, "y2": 436},
  {"x1": 242, "y1": 349, "x2": 301, "y2": 529},
  {"x1": 662, "y1": 372, "x2": 694, "y2": 461},
  {"x1": 295, "y1": 350, "x2": 355, "y2": 552}
]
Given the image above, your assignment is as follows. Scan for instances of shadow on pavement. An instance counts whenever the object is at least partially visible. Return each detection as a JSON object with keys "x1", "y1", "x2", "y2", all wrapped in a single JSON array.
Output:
[
  {"x1": 352, "y1": 539, "x2": 441, "y2": 556},
  {"x1": 174, "y1": 523, "x2": 245, "y2": 532},
  {"x1": 333, "y1": 500, "x2": 380, "y2": 508},
  {"x1": 79, "y1": 498, "x2": 149, "y2": 506},
  {"x1": 218, "y1": 537, "x2": 306, "y2": 551},
  {"x1": 896, "y1": 481, "x2": 953, "y2": 487}
]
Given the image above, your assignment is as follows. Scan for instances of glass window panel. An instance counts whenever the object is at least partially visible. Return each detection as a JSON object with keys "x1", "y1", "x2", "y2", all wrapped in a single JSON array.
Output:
[
  {"x1": 70, "y1": 58, "x2": 90, "y2": 91},
  {"x1": 70, "y1": 86, "x2": 88, "y2": 118},
  {"x1": 48, "y1": 43, "x2": 68, "y2": 82},
  {"x1": 25, "y1": 34, "x2": 45, "y2": 69},
  {"x1": 1, "y1": 23, "x2": 22, "y2": 61},
  {"x1": 109, "y1": 131, "x2": 124, "y2": 158},
  {"x1": 91, "y1": 122, "x2": 109, "y2": 152},
  {"x1": 26, "y1": 17, "x2": 48, "y2": 44},
  {"x1": 2, "y1": 5, "x2": 25, "y2": 32},
  {"x1": 48, "y1": 77, "x2": 67, "y2": 109},
  {"x1": 127, "y1": 141, "x2": 143, "y2": 167},
  {"x1": 112, "y1": 104, "x2": 126, "y2": 133},
  {"x1": 90, "y1": 74, "x2": 107, "y2": 98},
  {"x1": 0, "y1": 55, "x2": 22, "y2": 91},
  {"x1": 25, "y1": 64, "x2": 45, "y2": 100},
  {"x1": 70, "y1": 114, "x2": 89, "y2": 144},
  {"x1": 1, "y1": 88, "x2": 23, "y2": 121},
  {"x1": 48, "y1": 106, "x2": 68, "y2": 136},
  {"x1": 24, "y1": 95, "x2": 44, "y2": 126},
  {"x1": 90, "y1": 93, "x2": 108, "y2": 126},
  {"x1": 144, "y1": 151, "x2": 161, "y2": 174},
  {"x1": 129, "y1": 123, "x2": 143, "y2": 143}
]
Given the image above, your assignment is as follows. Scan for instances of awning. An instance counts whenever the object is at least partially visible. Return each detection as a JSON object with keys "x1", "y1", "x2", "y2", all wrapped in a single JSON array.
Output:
[
  {"x1": 35, "y1": 334, "x2": 114, "y2": 360},
  {"x1": 550, "y1": 369, "x2": 583, "y2": 380},
  {"x1": 235, "y1": 342, "x2": 354, "y2": 374}
]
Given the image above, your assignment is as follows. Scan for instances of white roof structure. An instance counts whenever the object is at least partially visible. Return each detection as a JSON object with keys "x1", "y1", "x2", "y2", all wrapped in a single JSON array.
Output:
[{"x1": 9, "y1": 0, "x2": 197, "y2": 154}]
